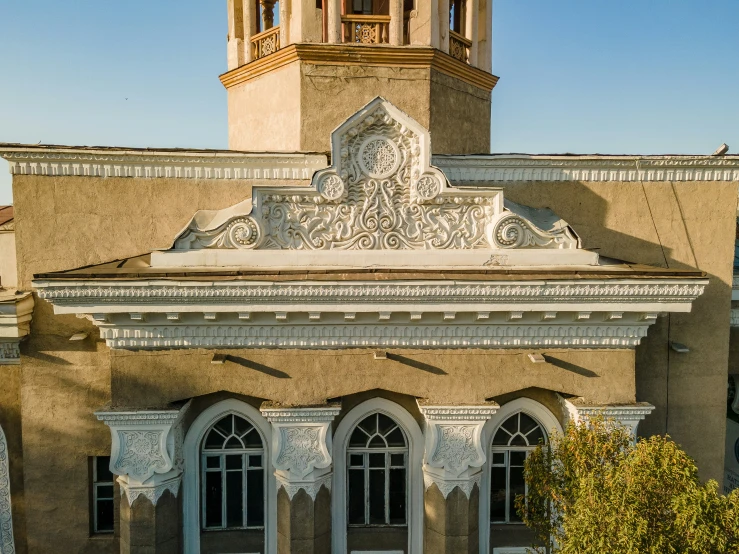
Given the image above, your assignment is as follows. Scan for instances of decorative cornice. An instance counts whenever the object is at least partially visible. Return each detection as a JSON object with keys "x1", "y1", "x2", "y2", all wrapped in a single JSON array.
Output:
[
  {"x1": 435, "y1": 154, "x2": 739, "y2": 183},
  {"x1": 261, "y1": 406, "x2": 342, "y2": 423},
  {"x1": 95, "y1": 410, "x2": 183, "y2": 426},
  {"x1": 0, "y1": 147, "x2": 326, "y2": 181},
  {"x1": 219, "y1": 44, "x2": 499, "y2": 91},
  {"x1": 0, "y1": 424, "x2": 15, "y2": 554},
  {"x1": 569, "y1": 404, "x2": 656, "y2": 422},
  {"x1": 423, "y1": 471, "x2": 481, "y2": 500},
  {"x1": 34, "y1": 280, "x2": 707, "y2": 307},
  {"x1": 0, "y1": 291, "x2": 34, "y2": 365},
  {"x1": 276, "y1": 473, "x2": 332, "y2": 501}
]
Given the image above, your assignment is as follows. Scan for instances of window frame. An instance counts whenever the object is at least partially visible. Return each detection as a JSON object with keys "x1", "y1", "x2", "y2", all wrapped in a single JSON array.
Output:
[
  {"x1": 91, "y1": 455, "x2": 115, "y2": 535},
  {"x1": 200, "y1": 414, "x2": 266, "y2": 532}
]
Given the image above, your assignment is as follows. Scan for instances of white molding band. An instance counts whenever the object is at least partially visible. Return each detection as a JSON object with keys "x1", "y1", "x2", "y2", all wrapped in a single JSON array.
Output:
[
  {"x1": 261, "y1": 406, "x2": 341, "y2": 501},
  {"x1": 95, "y1": 403, "x2": 190, "y2": 506},
  {"x1": 420, "y1": 403, "x2": 498, "y2": 499},
  {"x1": 559, "y1": 396, "x2": 655, "y2": 437},
  {"x1": 434, "y1": 154, "x2": 739, "y2": 183},
  {"x1": 0, "y1": 148, "x2": 327, "y2": 181},
  {"x1": 0, "y1": 423, "x2": 15, "y2": 554},
  {"x1": 0, "y1": 291, "x2": 33, "y2": 366}
]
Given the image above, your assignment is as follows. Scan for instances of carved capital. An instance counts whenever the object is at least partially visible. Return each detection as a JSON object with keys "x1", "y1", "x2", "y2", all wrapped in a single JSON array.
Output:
[
  {"x1": 419, "y1": 403, "x2": 497, "y2": 497},
  {"x1": 423, "y1": 471, "x2": 481, "y2": 500},
  {"x1": 559, "y1": 395, "x2": 655, "y2": 437},
  {"x1": 261, "y1": 405, "x2": 341, "y2": 498},
  {"x1": 96, "y1": 402, "x2": 189, "y2": 505}
]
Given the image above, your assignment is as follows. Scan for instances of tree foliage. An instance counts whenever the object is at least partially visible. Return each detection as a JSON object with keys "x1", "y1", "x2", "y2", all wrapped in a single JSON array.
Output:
[{"x1": 516, "y1": 418, "x2": 739, "y2": 554}]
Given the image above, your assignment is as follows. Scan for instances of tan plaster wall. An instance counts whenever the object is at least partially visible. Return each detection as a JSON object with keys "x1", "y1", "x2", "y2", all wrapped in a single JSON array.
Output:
[
  {"x1": 228, "y1": 63, "x2": 303, "y2": 152},
  {"x1": 228, "y1": 60, "x2": 491, "y2": 154},
  {"x1": 0, "y1": 231, "x2": 17, "y2": 288},
  {"x1": 499, "y1": 179, "x2": 738, "y2": 481}
]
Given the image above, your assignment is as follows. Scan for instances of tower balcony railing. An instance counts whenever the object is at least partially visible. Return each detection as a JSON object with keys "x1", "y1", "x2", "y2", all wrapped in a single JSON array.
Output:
[
  {"x1": 449, "y1": 30, "x2": 472, "y2": 64},
  {"x1": 251, "y1": 26, "x2": 281, "y2": 60},
  {"x1": 341, "y1": 15, "x2": 391, "y2": 45}
]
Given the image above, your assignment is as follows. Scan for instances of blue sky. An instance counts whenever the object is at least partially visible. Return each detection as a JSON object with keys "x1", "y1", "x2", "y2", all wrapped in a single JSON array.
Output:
[{"x1": 1, "y1": 1, "x2": 738, "y2": 204}]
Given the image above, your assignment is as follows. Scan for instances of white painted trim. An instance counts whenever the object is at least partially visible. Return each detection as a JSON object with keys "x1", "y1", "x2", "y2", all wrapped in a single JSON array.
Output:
[
  {"x1": 492, "y1": 548, "x2": 532, "y2": 554},
  {"x1": 183, "y1": 400, "x2": 276, "y2": 554},
  {"x1": 332, "y1": 398, "x2": 424, "y2": 554},
  {"x1": 434, "y1": 154, "x2": 739, "y2": 183},
  {"x1": 0, "y1": 147, "x2": 327, "y2": 181},
  {"x1": 0, "y1": 423, "x2": 15, "y2": 554},
  {"x1": 479, "y1": 399, "x2": 563, "y2": 554}
]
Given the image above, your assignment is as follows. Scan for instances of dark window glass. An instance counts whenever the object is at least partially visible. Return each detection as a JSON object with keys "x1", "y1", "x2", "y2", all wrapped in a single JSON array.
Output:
[
  {"x1": 350, "y1": 427, "x2": 369, "y2": 446},
  {"x1": 96, "y1": 457, "x2": 113, "y2": 482},
  {"x1": 385, "y1": 427, "x2": 405, "y2": 447},
  {"x1": 388, "y1": 468, "x2": 406, "y2": 524},
  {"x1": 510, "y1": 434, "x2": 527, "y2": 446},
  {"x1": 359, "y1": 414, "x2": 377, "y2": 435},
  {"x1": 225, "y1": 436, "x2": 243, "y2": 449},
  {"x1": 206, "y1": 456, "x2": 221, "y2": 469},
  {"x1": 490, "y1": 466, "x2": 507, "y2": 521},
  {"x1": 377, "y1": 413, "x2": 395, "y2": 434},
  {"x1": 369, "y1": 453, "x2": 385, "y2": 468},
  {"x1": 350, "y1": 454, "x2": 364, "y2": 467},
  {"x1": 368, "y1": 470, "x2": 386, "y2": 524},
  {"x1": 369, "y1": 435, "x2": 387, "y2": 448},
  {"x1": 502, "y1": 413, "x2": 519, "y2": 435},
  {"x1": 527, "y1": 427, "x2": 545, "y2": 445},
  {"x1": 234, "y1": 415, "x2": 253, "y2": 437},
  {"x1": 244, "y1": 429, "x2": 263, "y2": 448},
  {"x1": 205, "y1": 429, "x2": 225, "y2": 449},
  {"x1": 492, "y1": 452, "x2": 505, "y2": 465},
  {"x1": 96, "y1": 499, "x2": 115, "y2": 532},
  {"x1": 509, "y1": 465, "x2": 525, "y2": 523},
  {"x1": 215, "y1": 415, "x2": 233, "y2": 436},
  {"x1": 493, "y1": 427, "x2": 510, "y2": 445},
  {"x1": 246, "y1": 469, "x2": 265, "y2": 527},
  {"x1": 390, "y1": 453, "x2": 404, "y2": 467},
  {"x1": 226, "y1": 471, "x2": 244, "y2": 528},
  {"x1": 226, "y1": 454, "x2": 243, "y2": 470},
  {"x1": 348, "y1": 469, "x2": 365, "y2": 524},
  {"x1": 519, "y1": 413, "x2": 538, "y2": 435},
  {"x1": 248, "y1": 455, "x2": 262, "y2": 468},
  {"x1": 205, "y1": 471, "x2": 223, "y2": 528},
  {"x1": 510, "y1": 451, "x2": 526, "y2": 466}
]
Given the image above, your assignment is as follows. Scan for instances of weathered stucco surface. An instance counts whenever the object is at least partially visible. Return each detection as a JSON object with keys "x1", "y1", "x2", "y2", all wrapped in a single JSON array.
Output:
[
  {"x1": 227, "y1": 60, "x2": 492, "y2": 154},
  {"x1": 6, "y1": 172, "x2": 736, "y2": 551}
]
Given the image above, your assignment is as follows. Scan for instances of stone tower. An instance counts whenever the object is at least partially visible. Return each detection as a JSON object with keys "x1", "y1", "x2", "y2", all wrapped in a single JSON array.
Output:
[{"x1": 223, "y1": 0, "x2": 497, "y2": 153}]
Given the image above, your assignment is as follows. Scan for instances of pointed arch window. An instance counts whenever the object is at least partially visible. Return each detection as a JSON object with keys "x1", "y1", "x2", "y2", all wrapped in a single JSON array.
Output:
[
  {"x1": 347, "y1": 412, "x2": 408, "y2": 526},
  {"x1": 490, "y1": 412, "x2": 547, "y2": 524},
  {"x1": 201, "y1": 414, "x2": 265, "y2": 530}
]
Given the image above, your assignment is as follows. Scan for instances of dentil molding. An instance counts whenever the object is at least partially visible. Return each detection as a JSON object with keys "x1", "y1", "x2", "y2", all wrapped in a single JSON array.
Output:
[
  {"x1": 261, "y1": 406, "x2": 341, "y2": 499},
  {"x1": 96, "y1": 403, "x2": 189, "y2": 506},
  {"x1": 420, "y1": 404, "x2": 498, "y2": 499}
]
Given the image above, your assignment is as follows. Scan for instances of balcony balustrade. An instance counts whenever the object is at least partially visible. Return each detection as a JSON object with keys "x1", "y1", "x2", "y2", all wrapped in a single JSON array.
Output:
[
  {"x1": 251, "y1": 26, "x2": 280, "y2": 60},
  {"x1": 449, "y1": 30, "x2": 472, "y2": 63},
  {"x1": 341, "y1": 15, "x2": 391, "y2": 44}
]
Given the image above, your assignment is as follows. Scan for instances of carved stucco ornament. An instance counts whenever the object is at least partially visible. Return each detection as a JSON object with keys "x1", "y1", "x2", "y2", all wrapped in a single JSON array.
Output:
[
  {"x1": 0, "y1": 424, "x2": 15, "y2": 554},
  {"x1": 96, "y1": 403, "x2": 190, "y2": 506},
  {"x1": 419, "y1": 403, "x2": 498, "y2": 499},
  {"x1": 261, "y1": 405, "x2": 341, "y2": 501},
  {"x1": 171, "y1": 97, "x2": 579, "y2": 253}
]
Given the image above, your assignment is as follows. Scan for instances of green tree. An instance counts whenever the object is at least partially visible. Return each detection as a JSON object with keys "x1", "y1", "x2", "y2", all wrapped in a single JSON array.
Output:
[{"x1": 516, "y1": 419, "x2": 739, "y2": 554}]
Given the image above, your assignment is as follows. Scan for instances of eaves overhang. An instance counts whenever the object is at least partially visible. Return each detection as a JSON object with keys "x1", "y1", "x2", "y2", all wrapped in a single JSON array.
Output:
[{"x1": 33, "y1": 276, "x2": 707, "y2": 350}]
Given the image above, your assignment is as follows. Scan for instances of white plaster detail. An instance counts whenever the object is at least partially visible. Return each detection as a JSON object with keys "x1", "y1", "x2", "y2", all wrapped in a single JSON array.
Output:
[
  {"x1": 0, "y1": 148, "x2": 327, "y2": 181},
  {"x1": 0, "y1": 424, "x2": 15, "y2": 554},
  {"x1": 183, "y1": 399, "x2": 276, "y2": 554},
  {"x1": 168, "y1": 98, "x2": 578, "y2": 257},
  {"x1": 96, "y1": 403, "x2": 189, "y2": 506},
  {"x1": 0, "y1": 291, "x2": 33, "y2": 366},
  {"x1": 333, "y1": 398, "x2": 424, "y2": 554},
  {"x1": 261, "y1": 406, "x2": 341, "y2": 500},
  {"x1": 731, "y1": 308, "x2": 739, "y2": 327},
  {"x1": 435, "y1": 154, "x2": 739, "y2": 183},
  {"x1": 420, "y1": 404, "x2": 497, "y2": 499},
  {"x1": 559, "y1": 396, "x2": 656, "y2": 437}
]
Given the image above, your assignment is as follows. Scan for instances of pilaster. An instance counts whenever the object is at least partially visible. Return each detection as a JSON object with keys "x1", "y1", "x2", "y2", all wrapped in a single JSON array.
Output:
[
  {"x1": 419, "y1": 403, "x2": 498, "y2": 554},
  {"x1": 96, "y1": 403, "x2": 189, "y2": 554},
  {"x1": 261, "y1": 405, "x2": 341, "y2": 554},
  {"x1": 559, "y1": 396, "x2": 656, "y2": 438}
]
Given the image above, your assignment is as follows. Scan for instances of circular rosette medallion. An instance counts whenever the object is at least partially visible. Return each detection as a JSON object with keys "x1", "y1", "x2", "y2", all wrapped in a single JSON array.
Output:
[
  {"x1": 414, "y1": 173, "x2": 442, "y2": 202},
  {"x1": 227, "y1": 217, "x2": 261, "y2": 249},
  {"x1": 317, "y1": 173, "x2": 345, "y2": 201},
  {"x1": 358, "y1": 136, "x2": 401, "y2": 179}
]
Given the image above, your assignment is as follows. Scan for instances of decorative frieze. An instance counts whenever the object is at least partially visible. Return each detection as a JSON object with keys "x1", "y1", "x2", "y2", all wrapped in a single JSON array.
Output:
[
  {"x1": 420, "y1": 404, "x2": 498, "y2": 499},
  {"x1": 435, "y1": 154, "x2": 739, "y2": 183},
  {"x1": 261, "y1": 405, "x2": 341, "y2": 500},
  {"x1": 96, "y1": 403, "x2": 189, "y2": 506},
  {"x1": 559, "y1": 396, "x2": 655, "y2": 437}
]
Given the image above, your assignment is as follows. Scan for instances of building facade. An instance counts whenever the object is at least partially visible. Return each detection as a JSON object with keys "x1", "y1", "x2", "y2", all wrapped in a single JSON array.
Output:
[{"x1": 1, "y1": 2, "x2": 738, "y2": 554}]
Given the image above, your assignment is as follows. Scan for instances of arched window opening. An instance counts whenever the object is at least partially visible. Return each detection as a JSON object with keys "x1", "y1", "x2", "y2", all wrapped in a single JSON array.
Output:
[
  {"x1": 201, "y1": 413, "x2": 265, "y2": 530},
  {"x1": 449, "y1": 0, "x2": 466, "y2": 34},
  {"x1": 347, "y1": 412, "x2": 408, "y2": 526},
  {"x1": 490, "y1": 412, "x2": 547, "y2": 524},
  {"x1": 255, "y1": 0, "x2": 280, "y2": 33}
]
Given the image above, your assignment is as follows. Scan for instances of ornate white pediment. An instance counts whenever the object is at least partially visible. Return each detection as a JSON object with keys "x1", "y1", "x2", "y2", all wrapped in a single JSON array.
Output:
[{"x1": 158, "y1": 97, "x2": 586, "y2": 270}]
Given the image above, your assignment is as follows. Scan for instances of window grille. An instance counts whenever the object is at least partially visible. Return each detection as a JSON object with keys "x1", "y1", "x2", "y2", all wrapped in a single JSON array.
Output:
[
  {"x1": 201, "y1": 414, "x2": 265, "y2": 530},
  {"x1": 347, "y1": 412, "x2": 408, "y2": 526}
]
